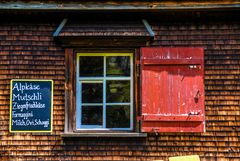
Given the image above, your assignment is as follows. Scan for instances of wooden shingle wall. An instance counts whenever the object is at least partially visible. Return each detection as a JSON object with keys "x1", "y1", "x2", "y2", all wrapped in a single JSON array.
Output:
[
  {"x1": 0, "y1": 22, "x2": 65, "y2": 160},
  {"x1": 0, "y1": 19, "x2": 240, "y2": 160}
]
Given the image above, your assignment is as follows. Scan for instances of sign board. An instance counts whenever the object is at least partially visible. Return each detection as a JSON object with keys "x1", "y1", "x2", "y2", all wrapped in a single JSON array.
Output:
[{"x1": 10, "y1": 80, "x2": 53, "y2": 133}]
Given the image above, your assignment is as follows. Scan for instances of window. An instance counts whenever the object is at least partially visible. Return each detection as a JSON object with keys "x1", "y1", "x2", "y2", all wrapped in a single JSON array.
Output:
[
  {"x1": 76, "y1": 53, "x2": 133, "y2": 130},
  {"x1": 64, "y1": 47, "x2": 205, "y2": 135}
]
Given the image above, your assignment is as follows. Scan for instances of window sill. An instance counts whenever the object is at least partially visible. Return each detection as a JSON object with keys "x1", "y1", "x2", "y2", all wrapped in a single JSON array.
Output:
[{"x1": 61, "y1": 132, "x2": 147, "y2": 138}]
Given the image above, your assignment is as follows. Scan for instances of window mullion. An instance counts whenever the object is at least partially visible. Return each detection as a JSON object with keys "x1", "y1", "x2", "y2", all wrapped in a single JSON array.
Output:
[
  {"x1": 130, "y1": 54, "x2": 133, "y2": 130},
  {"x1": 103, "y1": 56, "x2": 106, "y2": 129}
]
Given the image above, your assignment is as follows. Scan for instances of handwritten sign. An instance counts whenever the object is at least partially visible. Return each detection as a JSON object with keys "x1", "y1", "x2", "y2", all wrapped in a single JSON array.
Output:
[{"x1": 10, "y1": 80, "x2": 53, "y2": 132}]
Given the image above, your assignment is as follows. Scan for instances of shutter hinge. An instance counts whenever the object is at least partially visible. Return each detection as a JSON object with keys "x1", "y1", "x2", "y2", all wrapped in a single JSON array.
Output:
[{"x1": 137, "y1": 116, "x2": 142, "y2": 121}]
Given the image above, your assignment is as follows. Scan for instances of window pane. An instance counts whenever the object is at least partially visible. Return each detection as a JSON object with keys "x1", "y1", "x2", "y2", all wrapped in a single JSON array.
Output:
[
  {"x1": 82, "y1": 106, "x2": 103, "y2": 125},
  {"x1": 79, "y1": 56, "x2": 103, "y2": 77},
  {"x1": 106, "y1": 106, "x2": 130, "y2": 128},
  {"x1": 82, "y1": 83, "x2": 103, "y2": 103},
  {"x1": 106, "y1": 56, "x2": 130, "y2": 76},
  {"x1": 106, "y1": 80, "x2": 130, "y2": 103}
]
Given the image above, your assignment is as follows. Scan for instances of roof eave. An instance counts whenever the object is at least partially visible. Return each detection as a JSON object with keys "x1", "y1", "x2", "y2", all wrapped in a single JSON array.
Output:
[{"x1": 0, "y1": 2, "x2": 240, "y2": 12}]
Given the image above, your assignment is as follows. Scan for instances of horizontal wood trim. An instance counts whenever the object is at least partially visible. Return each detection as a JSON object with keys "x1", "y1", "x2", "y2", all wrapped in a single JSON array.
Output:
[
  {"x1": 61, "y1": 132, "x2": 147, "y2": 137},
  {"x1": 142, "y1": 114, "x2": 204, "y2": 122},
  {"x1": 56, "y1": 37, "x2": 150, "y2": 47}
]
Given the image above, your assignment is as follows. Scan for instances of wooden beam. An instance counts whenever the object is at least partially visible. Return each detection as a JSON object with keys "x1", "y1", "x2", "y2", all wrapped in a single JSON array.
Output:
[
  {"x1": 142, "y1": 19, "x2": 155, "y2": 37},
  {"x1": 53, "y1": 18, "x2": 68, "y2": 37},
  {"x1": 0, "y1": 1, "x2": 240, "y2": 11},
  {"x1": 64, "y1": 48, "x2": 74, "y2": 133}
]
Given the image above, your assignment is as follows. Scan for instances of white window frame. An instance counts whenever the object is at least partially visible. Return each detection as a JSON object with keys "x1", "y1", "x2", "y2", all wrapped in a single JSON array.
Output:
[{"x1": 76, "y1": 53, "x2": 133, "y2": 131}]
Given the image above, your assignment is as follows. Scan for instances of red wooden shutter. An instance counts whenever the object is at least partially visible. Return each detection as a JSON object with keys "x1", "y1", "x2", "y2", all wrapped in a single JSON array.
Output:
[{"x1": 141, "y1": 47, "x2": 205, "y2": 132}]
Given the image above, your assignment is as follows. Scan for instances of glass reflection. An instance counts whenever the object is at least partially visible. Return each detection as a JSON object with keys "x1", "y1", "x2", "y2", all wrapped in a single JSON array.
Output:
[
  {"x1": 106, "y1": 105, "x2": 130, "y2": 128},
  {"x1": 82, "y1": 83, "x2": 103, "y2": 103},
  {"x1": 80, "y1": 56, "x2": 103, "y2": 77},
  {"x1": 106, "y1": 56, "x2": 130, "y2": 76},
  {"x1": 82, "y1": 106, "x2": 103, "y2": 125},
  {"x1": 106, "y1": 80, "x2": 130, "y2": 103}
]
